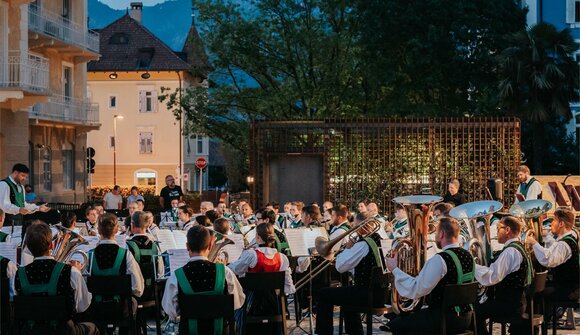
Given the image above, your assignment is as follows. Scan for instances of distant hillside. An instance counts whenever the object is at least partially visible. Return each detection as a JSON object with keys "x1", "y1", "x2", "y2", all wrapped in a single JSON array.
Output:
[{"x1": 88, "y1": 0, "x2": 192, "y2": 50}]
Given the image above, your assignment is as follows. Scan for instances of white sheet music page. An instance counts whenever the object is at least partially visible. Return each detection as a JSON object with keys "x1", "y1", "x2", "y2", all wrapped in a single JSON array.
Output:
[
  {"x1": 0, "y1": 242, "x2": 18, "y2": 264},
  {"x1": 380, "y1": 239, "x2": 393, "y2": 253},
  {"x1": 156, "y1": 230, "x2": 178, "y2": 252},
  {"x1": 221, "y1": 234, "x2": 244, "y2": 262},
  {"x1": 1, "y1": 226, "x2": 22, "y2": 244},
  {"x1": 285, "y1": 227, "x2": 329, "y2": 256},
  {"x1": 115, "y1": 234, "x2": 127, "y2": 248},
  {"x1": 168, "y1": 249, "x2": 190, "y2": 273},
  {"x1": 173, "y1": 230, "x2": 187, "y2": 249}
]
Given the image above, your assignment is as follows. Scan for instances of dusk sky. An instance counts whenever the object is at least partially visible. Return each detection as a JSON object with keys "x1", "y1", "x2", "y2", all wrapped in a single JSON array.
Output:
[{"x1": 98, "y1": 0, "x2": 166, "y2": 9}]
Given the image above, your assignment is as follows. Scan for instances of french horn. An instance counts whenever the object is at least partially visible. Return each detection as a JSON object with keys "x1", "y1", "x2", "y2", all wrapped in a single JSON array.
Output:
[{"x1": 389, "y1": 195, "x2": 442, "y2": 314}]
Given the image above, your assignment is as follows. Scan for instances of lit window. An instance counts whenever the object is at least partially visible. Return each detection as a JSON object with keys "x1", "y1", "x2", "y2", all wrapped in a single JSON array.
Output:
[{"x1": 136, "y1": 171, "x2": 156, "y2": 186}]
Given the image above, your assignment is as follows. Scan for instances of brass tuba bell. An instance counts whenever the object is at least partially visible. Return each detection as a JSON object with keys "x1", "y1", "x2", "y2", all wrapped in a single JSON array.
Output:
[
  {"x1": 51, "y1": 224, "x2": 89, "y2": 271},
  {"x1": 208, "y1": 231, "x2": 235, "y2": 264},
  {"x1": 509, "y1": 199, "x2": 552, "y2": 252}
]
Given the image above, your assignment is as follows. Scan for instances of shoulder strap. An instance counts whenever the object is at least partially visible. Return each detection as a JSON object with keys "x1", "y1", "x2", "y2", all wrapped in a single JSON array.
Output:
[
  {"x1": 507, "y1": 242, "x2": 533, "y2": 286},
  {"x1": 363, "y1": 237, "x2": 384, "y2": 272},
  {"x1": 91, "y1": 247, "x2": 126, "y2": 276},
  {"x1": 562, "y1": 235, "x2": 578, "y2": 246},
  {"x1": 443, "y1": 249, "x2": 474, "y2": 284},
  {"x1": 18, "y1": 262, "x2": 65, "y2": 296},
  {"x1": 126, "y1": 240, "x2": 140, "y2": 262},
  {"x1": 175, "y1": 267, "x2": 194, "y2": 294}
]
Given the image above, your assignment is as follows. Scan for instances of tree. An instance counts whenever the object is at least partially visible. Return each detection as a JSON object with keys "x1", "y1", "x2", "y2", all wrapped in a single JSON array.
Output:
[{"x1": 497, "y1": 22, "x2": 579, "y2": 173}]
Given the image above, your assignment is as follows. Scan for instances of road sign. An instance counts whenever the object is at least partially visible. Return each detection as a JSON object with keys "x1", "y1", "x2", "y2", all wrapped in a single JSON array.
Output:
[
  {"x1": 195, "y1": 157, "x2": 208, "y2": 169},
  {"x1": 183, "y1": 173, "x2": 189, "y2": 182}
]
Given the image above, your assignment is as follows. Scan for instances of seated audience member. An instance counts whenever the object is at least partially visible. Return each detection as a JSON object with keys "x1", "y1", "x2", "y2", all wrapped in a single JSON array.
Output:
[
  {"x1": 11, "y1": 223, "x2": 99, "y2": 335},
  {"x1": 525, "y1": 207, "x2": 579, "y2": 318},
  {"x1": 386, "y1": 217, "x2": 475, "y2": 334},
  {"x1": 162, "y1": 225, "x2": 245, "y2": 334},
  {"x1": 474, "y1": 216, "x2": 533, "y2": 335},
  {"x1": 228, "y1": 222, "x2": 295, "y2": 334}
]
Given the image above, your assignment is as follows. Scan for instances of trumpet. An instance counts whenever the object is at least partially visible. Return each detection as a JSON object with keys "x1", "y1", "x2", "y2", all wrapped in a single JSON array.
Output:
[{"x1": 51, "y1": 224, "x2": 89, "y2": 271}]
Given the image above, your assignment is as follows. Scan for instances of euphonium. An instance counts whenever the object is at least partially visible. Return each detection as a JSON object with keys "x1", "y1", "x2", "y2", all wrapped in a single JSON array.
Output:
[
  {"x1": 449, "y1": 200, "x2": 503, "y2": 266},
  {"x1": 51, "y1": 224, "x2": 89, "y2": 271},
  {"x1": 314, "y1": 217, "x2": 382, "y2": 260},
  {"x1": 509, "y1": 199, "x2": 552, "y2": 252},
  {"x1": 389, "y1": 195, "x2": 442, "y2": 314},
  {"x1": 208, "y1": 231, "x2": 235, "y2": 264}
]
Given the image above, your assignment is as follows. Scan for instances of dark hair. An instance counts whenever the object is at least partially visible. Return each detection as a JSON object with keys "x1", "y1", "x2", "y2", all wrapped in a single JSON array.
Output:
[
  {"x1": 131, "y1": 186, "x2": 138, "y2": 192},
  {"x1": 302, "y1": 205, "x2": 321, "y2": 222},
  {"x1": 213, "y1": 218, "x2": 230, "y2": 235},
  {"x1": 26, "y1": 222, "x2": 53, "y2": 257},
  {"x1": 62, "y1": 212, "x2": 77, "y2": 229},
  {"x1": 267, "y1": 201, "x2": 280, "y2": 210},
  {"x1": 178, "y1": 205, "x2": 194, "y2": 217},
  {"x1": 24, "y1": 184, "x2": 32, "y2": 189},
  {"x1": 195, "y1": 215, "x2": 211, "y2": 227},
  {"x1": 12, "y1": 163, "x2": 30, "y2": 173},
  {"x1": 437, "y1": 217, "x2": 459, "y2": 239},
  {"x1": 256, "y1": 222, "x2": 276, "y2": 248},
  {"x1": 187, "y1": 225, "x2": 211, "y2": 252},
  {"x1": 86, "y1": 206, "x2": 98, "y2": 216},
  {"x1": 355, "y1": 212, "x2": 369, "y2": 223},
  {"x1": 501, "y1": 216, "x2": 522, "y2": 235},
  {"x1": 131, "y1": 211, "x2": 148, "y2": 229},
  {"x1": 98, "y1": 213, "x2": 118, "y2": 238},
  {"x1": 332, "y1": 204, "x2": 349, "y2": 218},
  {"x1": 113, "y1": 185, "x2": 121, "y2": 191},
  {"x1": 136, "y1": 199, "x2": 145, "y2": 206},
  {"x1": 205, "y1": 209, "x2": 219, "y2": 223},
  {"x1": 259, "y1": 208, "x2": 276, "y2": 224},
  {"x1": 358, "y1": 199, "x2": 370, "y2": 206},
  {"x1": 434, "y1": 203, "x2": 454, "y2": 215}
]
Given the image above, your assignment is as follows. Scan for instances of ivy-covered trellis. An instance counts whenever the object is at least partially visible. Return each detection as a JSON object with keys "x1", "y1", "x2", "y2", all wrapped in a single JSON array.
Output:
[{"x1": 250, "y1": 118, "x2": 521, "y2": 214}]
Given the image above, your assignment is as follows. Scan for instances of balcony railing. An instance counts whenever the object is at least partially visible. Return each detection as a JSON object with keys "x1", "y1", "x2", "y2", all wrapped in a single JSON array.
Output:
[
  {"x1": 28, "y1": 5, "x2": 100, "y2": 53},
  {"x1": 0, "y1": 50, "x2": 49, "y2": 93},
  {"x1": 30, "y1": 95, "x2": 100, "y2": 125}
]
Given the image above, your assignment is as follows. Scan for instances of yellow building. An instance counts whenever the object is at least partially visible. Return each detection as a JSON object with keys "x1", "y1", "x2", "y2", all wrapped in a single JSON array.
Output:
[
  {"x1": 0, "y1": 0, "x2": 100, "y2": 203},
  {"x1": 87, "y1": 3, "x2": 208, "y2": 194}
]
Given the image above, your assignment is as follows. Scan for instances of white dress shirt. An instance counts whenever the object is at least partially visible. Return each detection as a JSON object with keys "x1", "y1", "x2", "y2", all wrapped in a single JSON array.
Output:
[
  {"x1": 228, "y1": 247, "x2": 295, "y2": 294},
  {"x1": 475, "y1": 238, "x2": 523, "y2": 287},
  {"x1": 162, "y1": 255, "x2": 246, "y2": 319},
  {"x1": 392, "y1": 243, "x2": 459, "y2": 300},
  {"x1": 335, "y1": 240, "x2": 371, "y2": 273},
  {"x1": 5, "y1": 259, "x2": 17, "y2": 297},
  {"x1": 515, "y1": 177, "x2": 542, "y2": 203},
  {"x1": 127, "y1": 234, "x2": 165, "y2": 279},
  {"x1": 92, "y1": 239, "x2": 145, "y2": 297},
  {"x1": 0, "y1": 176, "x2": 39, "y2": 215},
  {"x1": 295, "y1": 223, "x2": 351, "y2": 274},
  {"x1": 532, "y1": 231, "x2": 574, "y2": 268},
  {"x1": 10, "y1": 256, "x2": 93, "y2": 313}
]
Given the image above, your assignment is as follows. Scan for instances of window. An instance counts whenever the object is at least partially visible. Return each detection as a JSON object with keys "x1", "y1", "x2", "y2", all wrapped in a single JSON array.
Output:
[
  {"x1": 62, "y1": 0, "x2": 70, "y2": 19},
  {"x1": 109, "y1": 96, "x2": 117, "y2": 109},
  {"x1": 63, "y1": 66, "x2": 72, "y2": 99},
  {"x1": 109, "y1": 136, "x2": 115, "y2": 149},
  {"x1": 42, "y1": 148, "x2": 51, "y2": 192},
  {"x1": 137, "y1": 48, "x2": 155, "y2": 69},
  {"x1": 576, "y1": 1, "x2": 580, "y2": 22},
  {"x1": 62, "y1": 144, "x2": 74, "y2": 190},
  {"x1": 139, "y1": 131, "x2": 153, "y2": 154},
  {"x1": 136, "y1": 171, "x2": 156, "y2": 186},
  {"x1": 139, "y1": 90, "x2": 157, "y2": 112},
  {"x1": 197, "y1": 136, "x2": 204, "y2": 154},
  {"x1": 109, "y1": 33, "x2": 129, "y2": 45}
]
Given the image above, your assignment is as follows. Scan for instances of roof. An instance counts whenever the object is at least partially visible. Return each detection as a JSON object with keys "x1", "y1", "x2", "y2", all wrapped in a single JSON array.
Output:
[
  {"x1": 88, "y1": 14, "x2": 192, "y2": 72},
  {"x1": 181, "y1": 18, "x2": 212, "y2": 77}
]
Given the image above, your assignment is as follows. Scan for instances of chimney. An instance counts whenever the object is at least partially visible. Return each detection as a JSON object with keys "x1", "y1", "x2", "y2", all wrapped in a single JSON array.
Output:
[{"x1": 130, "y1": 2, "x2": 143, "y2": 24}]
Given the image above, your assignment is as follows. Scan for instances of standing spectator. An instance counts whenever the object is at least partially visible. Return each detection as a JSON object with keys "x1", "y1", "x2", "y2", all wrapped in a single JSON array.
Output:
[
  {"x1": 126, "y1": 186, "x2": 144, "y2": 209},
  {"x1": 443, "y1": 178, "x2": 467, "y2": 206},
  {"x1": 159, "y1": 175, "x2": 183, "y2": 211},
  {"x1": 103, "y1": 185, "x2": 123, "y2": 210},
  {"x1": 24, "y1": 184, "x2": 39, "y2": 203}
]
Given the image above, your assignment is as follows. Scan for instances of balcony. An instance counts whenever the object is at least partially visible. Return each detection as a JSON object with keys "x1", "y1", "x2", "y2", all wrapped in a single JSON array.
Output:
[
  {"x1": 30, "y1": 95, "x2": 100, "y2": 126},
  {"x1": 0, "y1": 51, "x2": 49, "y2": 94},
  {"x1": 28, "y1": 5, "x2": 99, "y2": 55}
]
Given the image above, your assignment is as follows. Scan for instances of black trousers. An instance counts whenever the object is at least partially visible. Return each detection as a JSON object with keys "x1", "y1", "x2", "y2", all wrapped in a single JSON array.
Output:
[
  {"x1": 316, "y1": 286, "x2": 368, "y2": 335},
  {"x1": 475, "y1": 298, "x2": 525, "y2": 335},
  {"x1": 543, "y1": 284, "x2": 579, "y2": 322},
  {"x1": 388, "y1": 308, "x2": 473, "y2": 335},
  {"x1": 68, "y1": 321, "x2": 100, "y2": 335}
]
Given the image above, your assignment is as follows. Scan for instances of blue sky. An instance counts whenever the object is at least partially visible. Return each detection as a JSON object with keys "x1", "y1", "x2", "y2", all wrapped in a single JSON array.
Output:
[{"x1": 98, "y1": 0, "x2": 166, "y2": 9}]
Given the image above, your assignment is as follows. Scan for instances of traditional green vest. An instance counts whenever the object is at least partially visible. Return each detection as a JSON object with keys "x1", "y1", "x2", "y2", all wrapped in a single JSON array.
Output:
[{"x1": 2, "y1": 177, "x2": 24, "y2": 208}]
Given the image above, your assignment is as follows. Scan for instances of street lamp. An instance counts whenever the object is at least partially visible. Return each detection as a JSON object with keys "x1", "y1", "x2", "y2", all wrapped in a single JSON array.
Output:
[{"x1": 113, "y1": 115, "x2": 124, "y2": 185}]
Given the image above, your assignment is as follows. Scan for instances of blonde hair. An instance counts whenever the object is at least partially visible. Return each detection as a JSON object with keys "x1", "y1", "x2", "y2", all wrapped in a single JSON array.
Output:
[{"x1": 516, "y1": 165, "x2": 531, "y2": 174}]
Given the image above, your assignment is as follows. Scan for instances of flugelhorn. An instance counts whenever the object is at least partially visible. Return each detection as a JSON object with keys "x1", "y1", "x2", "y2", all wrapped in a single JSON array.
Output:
[
  {"x1": 389, "y1": 195, "x2": 442, "y2": 314},
  {"x1": 208, "y1": 231, "x2": 235, "y2": 264},
  {"x1": 51, "y1": 224, "x2": 89, "y2": 271}
]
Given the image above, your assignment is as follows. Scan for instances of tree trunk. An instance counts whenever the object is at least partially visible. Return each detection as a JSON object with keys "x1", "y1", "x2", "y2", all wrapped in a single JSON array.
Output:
[{"x1": 531, "y1": 122, "x2": 545, "y2": 174}]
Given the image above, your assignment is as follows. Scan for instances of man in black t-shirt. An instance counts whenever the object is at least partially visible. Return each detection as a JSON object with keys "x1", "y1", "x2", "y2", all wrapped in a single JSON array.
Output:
[
  {"x1": 159, "y1": 175, "x2": 183, "y2": 211},
  {"x1": 443, "y1": 178, "x2": 467, "y2": 206}
]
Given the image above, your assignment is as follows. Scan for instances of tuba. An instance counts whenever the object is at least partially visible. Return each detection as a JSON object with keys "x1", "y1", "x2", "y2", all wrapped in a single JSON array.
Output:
[
  {"x1": 389, "y1": 195, "x2": 442, "y2": 314},
  {"x1": 509, "y1": 199, "x2": 552, "y2": 252},
  {"x1": 449, "y1": 200, "x2": 503, "y2": 266},
  {"x1": 51, "y1": 224, "x2": 89, "y2": 271},
  {"x1": 208, "y1": 232, "x2": 235, "y2": 264}
]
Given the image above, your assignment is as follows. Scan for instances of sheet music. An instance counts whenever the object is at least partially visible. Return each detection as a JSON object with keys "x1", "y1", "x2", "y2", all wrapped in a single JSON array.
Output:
[
  {"x1": 0, "y1": 242, "x2": 18, "y2": 264},
  {"x1": 156, "y1": 229, "x2": 187, "y2": 252},
  {"x1": 168, "y1": 248, "x2": 190, "y2": 273},
  {"x1": 284, "y1": 227, "x2": 328, "y2": 256},
  {"x1": 243, "y1": 228, "x2": 256, "y2": 246},
  {"x1": 1, "y1": 226, "x2": 22, "y2": 244},
  {"x1": 380, "y1": 239, "x2": 393, "y2": 253},
  {"x1": 114, "y1": 234, "x2": 127, "y2": 248},
  {"x1": 221, "y1": 234, "x2": 244, "y2": 262}
]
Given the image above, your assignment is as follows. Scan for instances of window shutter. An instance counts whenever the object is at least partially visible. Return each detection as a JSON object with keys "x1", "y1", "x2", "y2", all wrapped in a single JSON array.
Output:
[
  {"x1": 138, "y1": 90, "x2": 145, "y2": 112},
  {"x1": 566, "y1": 0, "x2": 575, "y2": 23},
  {"x1": 139, "y1": 133, "x2": 145, "y2": 154},
  {"x1": 152, "y1": 90, "x2": 158, "y2": 112}
]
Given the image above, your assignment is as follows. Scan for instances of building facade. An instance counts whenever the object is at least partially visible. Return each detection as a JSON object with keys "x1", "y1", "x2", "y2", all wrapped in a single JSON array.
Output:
[
  {"x1": 87, "y1": 3, "x2": 209, "y2": 194},
  {"x1": 0, "y1": 0, "x2": 100, "y2": 203}
]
